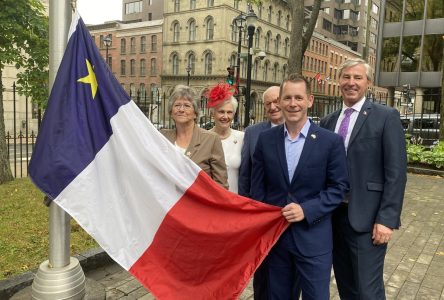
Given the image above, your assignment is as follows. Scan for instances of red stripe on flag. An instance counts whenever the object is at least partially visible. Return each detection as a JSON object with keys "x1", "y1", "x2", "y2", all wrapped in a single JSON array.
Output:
[{"x1": 129, "y1": 170, "x2": 288, "y2": 300}]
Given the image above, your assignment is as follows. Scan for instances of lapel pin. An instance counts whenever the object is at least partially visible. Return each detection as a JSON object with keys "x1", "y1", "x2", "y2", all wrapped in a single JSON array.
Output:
[
  {"x1": 363, "y1": 111, "x2": 367, "y2": 115},
  {"x1": 233, "y1": 140, "x2": 238, "y2": 144},
  {"x1": 186, "y1": 151, "x2": 191, "y2": 157},
  {"x1": 311, "y1": 134, "x2": 317, "y2": 139}
]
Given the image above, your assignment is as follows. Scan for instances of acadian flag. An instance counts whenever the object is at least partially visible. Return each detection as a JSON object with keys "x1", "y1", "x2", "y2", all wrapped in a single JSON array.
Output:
[{"x1": 29, "y1": 13, "x2": 288, "y2": 300}]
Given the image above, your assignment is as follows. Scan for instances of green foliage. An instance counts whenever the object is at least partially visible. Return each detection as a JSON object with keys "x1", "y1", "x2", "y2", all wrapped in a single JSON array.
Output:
[
  {"x1": 1, "y1": 0, "x2": 49, "y2": 108},
  {"x1": 406, "y1": 139, "x2": 444, "y2": 169},
  {"x1": 0, "y1": 178, "x2": 97, "y2": 279}
]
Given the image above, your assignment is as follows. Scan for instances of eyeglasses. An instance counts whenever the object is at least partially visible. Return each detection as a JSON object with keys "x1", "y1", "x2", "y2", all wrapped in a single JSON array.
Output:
[{"x1": 173, "y1": 103, "x2": 193, "y2": 111}]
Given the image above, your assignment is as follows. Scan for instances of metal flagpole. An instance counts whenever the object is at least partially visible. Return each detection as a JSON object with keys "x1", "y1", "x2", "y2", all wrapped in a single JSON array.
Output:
[{"x1": 31, "y1": 1, "x2": 86, "y2": 299}]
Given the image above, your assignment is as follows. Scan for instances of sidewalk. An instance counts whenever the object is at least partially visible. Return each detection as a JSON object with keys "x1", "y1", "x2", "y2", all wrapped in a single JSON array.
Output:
[{"x1": 8, "y1": 173, "x2": 444, "y2": 299}]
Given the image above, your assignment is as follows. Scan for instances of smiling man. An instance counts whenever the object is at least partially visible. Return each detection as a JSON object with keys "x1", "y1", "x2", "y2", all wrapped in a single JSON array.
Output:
[
  {"x1": 320, "y1": 58, "x2": 407, "y2": 299},
  {"x1": 250, "y1": 74, "x2": 349, "y2": 299}
]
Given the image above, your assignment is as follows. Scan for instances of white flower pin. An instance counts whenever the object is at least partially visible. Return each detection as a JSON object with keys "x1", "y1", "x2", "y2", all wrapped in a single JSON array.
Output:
[
  {"x1": 186, "y1": 151, "x2": 191, "y2": 157},
  {"x1": 311, "y1": 134, "x2": 317, "y2": 139}
]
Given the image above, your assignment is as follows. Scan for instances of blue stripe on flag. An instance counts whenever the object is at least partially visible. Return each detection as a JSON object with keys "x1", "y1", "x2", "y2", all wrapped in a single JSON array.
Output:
[{"x1": 29, "y1": 17, "x2": 130, "y2": 199}]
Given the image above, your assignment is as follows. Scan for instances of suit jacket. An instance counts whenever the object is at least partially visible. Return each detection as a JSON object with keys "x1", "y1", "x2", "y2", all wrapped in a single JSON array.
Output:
[
  {"x1": 320, "y1": 100, "x2": 407, "y2": 232},
  {"x1": 161, "y1": 126, "x2": 229, "y2": 189},
  {"x1": 238, "y1": 121, "x2": 272, "y2": 197},
  {"x1": 251, "y1": 122, "x2": 349, "y2": 257}
]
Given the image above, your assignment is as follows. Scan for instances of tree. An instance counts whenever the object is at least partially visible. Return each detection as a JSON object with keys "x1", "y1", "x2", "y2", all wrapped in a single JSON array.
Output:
[
  {"x1": 0, "y1": 0, "x2": 48, "y2": 183},
  {"x1": 287, "y1": 0, "x2": 322, "y2": 75}
]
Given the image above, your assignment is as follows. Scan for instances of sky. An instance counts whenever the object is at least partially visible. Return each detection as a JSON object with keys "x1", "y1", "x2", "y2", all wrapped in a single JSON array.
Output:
[{"x1": 76, "y1": 0, "x2": 122, "y2": 25}]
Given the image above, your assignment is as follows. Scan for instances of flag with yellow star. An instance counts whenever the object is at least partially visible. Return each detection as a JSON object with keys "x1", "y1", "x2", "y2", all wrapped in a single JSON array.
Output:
[{"x1": 29, "y1": 12, "x2": 288, "y2": 300}]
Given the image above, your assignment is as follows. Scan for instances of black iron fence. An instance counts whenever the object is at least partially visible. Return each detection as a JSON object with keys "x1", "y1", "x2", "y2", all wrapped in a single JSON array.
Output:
[{"x1": 5, "y1": 83, "x2": 441, "y2": 178}]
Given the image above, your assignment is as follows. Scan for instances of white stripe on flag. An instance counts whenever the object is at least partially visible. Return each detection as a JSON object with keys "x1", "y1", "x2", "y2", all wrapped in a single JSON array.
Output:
[{"x1": 55, "y1": 101, "x2": 200, "y2": 269}]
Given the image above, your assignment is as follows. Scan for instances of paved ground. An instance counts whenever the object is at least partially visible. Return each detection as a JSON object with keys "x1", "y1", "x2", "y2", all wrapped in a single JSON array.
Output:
[{"x1": 13, "y1": 173, "x2": 444, "y2": 299}]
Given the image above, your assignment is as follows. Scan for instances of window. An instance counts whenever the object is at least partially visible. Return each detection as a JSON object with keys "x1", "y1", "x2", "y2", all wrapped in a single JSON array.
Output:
[
  {"x1": 140, "y1": 59, "x2": 146, "y2": 76},
  {"x1": 120, "y1": 38, "x2": 126, "y2": 54},
  {"x1": 273, "y1": 63, "x2": 278, "y2": 82},
  {"x1": 282, "y1": 64, "x2": 288, "y2": 77},
  {"x1": 370, "y1": 17, "x2": 377, "y2": 30},
  {"x1": 284, "y1": 38, "x2": 289, "y2": 56},
  {"x1": 234, "y1": 0, "x2": 239, "y2": 9},
  {"x1": 172, "y1": 54, "x2": 179, "y2": 75},
  {"x1": 130, "y1": 37, "x2": 136, "y2": 53},
  {"x1": 174, "y1": 0, "x2": 180, "y2": 12},
  {"x1": 265, "y1": 31, "x2": 271, "y2": 51},
  {"x1": 140, "y1": 36, "x2": 146, "y2": 52},
  {"x1": 188, "y1": 53, "x2": 196, "y2": 74},
  {"x1": 257, "y1": 4, "x2": 262, "y2": 18},
  {"x1": 370, "y1": 32, "x2": 377, "y2": 44},
  {"x1": 189, "y1": 20, "x2": 196, "y2": 41},
  {"x1": 371, "y1": 3, "x2": 379, "y2": 14},
  {"x1": 263, "y1": 61, "x2": 269, "y2": 81},
  {"x1": 286, "y1": 15, "x2": 290, "y2": 30},
  {"x1": 268, "y1": 6, "x2": 272, "y2": 22},
  {"x1": 151, "y1": 58, "x2": 156, "y2": 75},
  {"x1": 139, "y1": 84, "x2": 146, "y2": 101},
  {"x1": 204, "y1": 52, "x2": 213, "y2": 75},
  {"x1": 277, "y1": 10, "x2": 281, "y2": 26},
  {"x1": 207, "y1": 0, "x2": 214, "y2": 7},
  {"x1": 206, "y1": 18, "x2": 214, "y2": 40},
  {"x1": 151, "y1": 35, "x2": 157, "y2": 51},
  {"x1": 108, "y1": 57, "x2": 112, "y2": 71},
  {"x1": 254, "y1": 28, "x2": 261, "y2": 48},
  {"x1": 130, "y1": 59, "x2": 136, "y2": 75},
  {"x1": 231, "y1": 22, "x2": 237, "y2": 42},
  {"x1": 323, "y1": 19, "x2": 332, "y2": 31},
  {"x1": 253, "y1": 60, "x2": 258, "y2": 79},
  {"x1": 120, "y1": 60, "x2": 126, "y2": 75},
  {"x1": 275, "y1": 34, "x2": 281, "y2": 54},
  {"x1": 125, "y1": 1, "x2": 143, "y2": 14},
  {"x1": 190, "y1": 0, "x2": 196, "y2": 9},
  {"x1": 148, "y1": 13, "x2": 152, "y2": 21},
  {"x1": 99, "y1": 35, "x2": 104, "y2": 49},
  {"x1": 130, "y1": 83, "x2": 136, "y2": 99},
  {"x1": 230, "y1": 54, "x2": 236, "y2": 67},
  {"x1": 173, "y1": 22, "x2": 180, "y2": 42}
]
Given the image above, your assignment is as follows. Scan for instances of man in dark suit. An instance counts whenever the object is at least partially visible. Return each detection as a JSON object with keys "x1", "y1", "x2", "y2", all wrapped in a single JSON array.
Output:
[
  {"x1": 238, "y1": 86, "x2": 283, "y2": 198},
  {"x1": 320, "y1": 58, "x2": 407, "y2": 299},
  {"x1": 251, "y1": 74, "x2": 349, "y2": 299}
]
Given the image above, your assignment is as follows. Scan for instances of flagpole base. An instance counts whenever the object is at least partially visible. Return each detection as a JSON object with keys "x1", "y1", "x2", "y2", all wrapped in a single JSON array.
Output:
[{"x1": 31, "y1": 257, "x2": 86, "y2": 300}]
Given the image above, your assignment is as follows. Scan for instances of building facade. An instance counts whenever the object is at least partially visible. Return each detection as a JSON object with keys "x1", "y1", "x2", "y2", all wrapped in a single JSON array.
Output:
[
  {"x1": 376, "y1": 0, "x2": 444, "y2": 114},
  {"x1": 122, "y1": 0, "x2": 163, "y2": 22}
]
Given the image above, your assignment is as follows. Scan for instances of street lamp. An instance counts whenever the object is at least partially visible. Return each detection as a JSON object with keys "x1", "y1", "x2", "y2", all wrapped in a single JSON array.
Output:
[
  {"x1": 103, "y1": 35, "x2": 112, "y2": 67},
  {"x1": 186, "y1": 64, "x2": 192, "y2": 86},
  {"x1": 234, "y1": 14, "x2": 246, "y2": 91},
  {"x1": 243, "y1": 8, "x2": 258, "y2": 128}
]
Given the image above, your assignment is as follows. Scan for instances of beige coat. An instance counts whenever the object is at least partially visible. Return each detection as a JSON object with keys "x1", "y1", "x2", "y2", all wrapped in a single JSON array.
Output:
[{"x1": 161, "y1": 126, "x2": 229, "y2": 189}]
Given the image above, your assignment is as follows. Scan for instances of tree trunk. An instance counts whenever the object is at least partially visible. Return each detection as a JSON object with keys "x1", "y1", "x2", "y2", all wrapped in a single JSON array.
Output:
[
  {"x1": 287, "y1": 0, "x2": 322, "y2": 75},
  {"x1": 0, "y1": 65, "x2": 15, "y2": 184}
]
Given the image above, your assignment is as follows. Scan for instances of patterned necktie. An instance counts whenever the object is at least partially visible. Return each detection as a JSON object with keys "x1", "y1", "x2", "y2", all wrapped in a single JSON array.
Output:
[{"x1": 338, "y1": 108, "x2": 354, "y2": 140}]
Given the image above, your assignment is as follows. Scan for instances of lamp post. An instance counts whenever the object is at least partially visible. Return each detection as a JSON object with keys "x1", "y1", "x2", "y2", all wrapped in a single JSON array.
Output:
[
  {"x1": 186, "y1": 64, "x2": 192, "y2": 86},
  {"x1": 103, "y1": 35, "x2": 112, "y2": 67},
  {"x1": 243, "y1": 8, "x2": 258, "y2": 128},
  {"x1": 234, "y1": 14, "x2": 246, "y2": 92}
]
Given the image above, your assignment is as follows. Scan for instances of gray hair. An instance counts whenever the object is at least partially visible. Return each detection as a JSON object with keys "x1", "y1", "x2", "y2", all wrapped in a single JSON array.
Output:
[
  {"x1": 338, "y1": 58, "x2": 373, "y2": 82},
  {"x1": 209, "y1": 96, "x2": 238, "y2": 113},
  {"x1": 168, "y1": 85, "x2": 200, "y2": 121}
]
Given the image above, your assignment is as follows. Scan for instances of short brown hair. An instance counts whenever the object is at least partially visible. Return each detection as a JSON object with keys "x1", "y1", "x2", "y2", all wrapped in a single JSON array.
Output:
[{"x1": 279, "y1": 73, "x2": 312, "y2": 98}]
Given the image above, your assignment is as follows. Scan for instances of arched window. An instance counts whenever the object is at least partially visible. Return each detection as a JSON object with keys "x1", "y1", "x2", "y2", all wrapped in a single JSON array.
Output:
[
  {"x1": 265, "y1": 31, "x2": 271, "y2": 52},
  {"x1": 172, "y1": 54, "x2": 179, "y2": 75},
  {"x1": 187, "y1": 53, "x2": 196, "y2": 75},
  {"x1": 277, "y1": 10, "x2": 282, "y2": 26},
  {"x1": 254, "y1": 28, "x2": 261, "y2": 48},
  {"x1": 267, "y1": 6, "x2": 272, "y2": 22},
  {"x1": 206, "y1": 17, "x2": 214, "y2": 40},
  {"x1": 173, "y1": 22, "x2": 180, "y2": 42},
  {"x1": 120, "y1": 38, "x2": 126, "y2": 54},
  {"x1": 231, "y1": 21, "x2": 238, "y2": 42},
  {"x1": 130, "y1": 37, "x2": 136, "y2": 53},
  {"x1": 275, "y1": 34, "x2": 281, "y2": 54},
  {"x1": 273, "y1": 63, "x2": 279, "y2": 82},
  {"x1": 253, "y1": 60, "x2": 258, "y2": 80},
  {"x1": 284, "y1": 38, "x2": 289, "y2": 56},
  {"x1": 282, "y1": 64, "x2": 288, "y2": 78},
  {"x1": 130, "y1": 83, "x2": 136, "y2": 99},
  {"x1": 263, "y1": 60, "x2": 269, "y2": 81},
  {"x1": 151, "y1": 58, "x2": 156, "y2": 75},
  {"x1": 204, "y1": 52, "x2": 213, "y2": 75},
  {"x1": 140, "y1": 59, "x2": 146, "y2": 76},
  {"x1": 139, "y1": 84, "x2": 146, "y2": 100},
  {"x1": 230, "y1": 54, "x2": 237, "y2": 68},
  {"x1": 120, "y1": 60, "x2": 126, "y2": 75},
  {"x1": 140, "y1": 36, "x2": 146, "y2": 52},
  {"x1": 130, "y1": 59, "x2": 136, "y2": 75},
  {"x1": 257, "y1": 4, "x2": 262, "y2": 18},
  {"x1": 190, "y1": 0, "x2": 196, "y2": 9},
  {"x1": 286, "y1": 15, "x2": 290, "y2": 30},
  {"x1": 189, "y1": 20, "x2": 196, "y2": 41},
  {"x1": 151, "y1": 35, "x2": 157, "y2": 51}
]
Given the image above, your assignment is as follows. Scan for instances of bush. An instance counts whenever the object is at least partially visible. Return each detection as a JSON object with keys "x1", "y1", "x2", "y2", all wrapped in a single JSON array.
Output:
[{"x1": 406, "y1": 138, "x2": 444, "y2": 169}]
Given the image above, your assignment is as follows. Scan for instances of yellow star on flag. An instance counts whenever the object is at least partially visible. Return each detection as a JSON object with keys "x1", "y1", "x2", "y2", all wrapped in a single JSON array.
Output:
[{"x1": 77, "y1": 59, "x2": 98, "y2": 99}]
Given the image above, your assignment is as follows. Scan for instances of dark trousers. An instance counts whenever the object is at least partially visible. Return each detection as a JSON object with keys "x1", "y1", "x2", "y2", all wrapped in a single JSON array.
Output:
[
  {"x1": 332, "y1": 204, "x2": 387, "y2": 300},
  {"x1": 254, "y1": 237, "x2": 330, "y2": 300}
]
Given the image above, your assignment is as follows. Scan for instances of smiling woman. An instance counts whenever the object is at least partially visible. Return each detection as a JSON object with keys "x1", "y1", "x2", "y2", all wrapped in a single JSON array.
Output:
[{"x1": 76, "y1": 0, "x2": 122, "y2": 25}]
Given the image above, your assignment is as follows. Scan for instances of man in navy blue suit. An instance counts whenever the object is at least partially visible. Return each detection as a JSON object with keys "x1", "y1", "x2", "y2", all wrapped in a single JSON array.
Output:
[
  {"x1": 320, "y1": 58, "x2": 407, "y2": 299},
  {"x1": 238, "y1": 85, "x2": 283, "y2": 198},
  {"x1": 251, "y1": 74, "x2": 349, "y2": 299}
]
